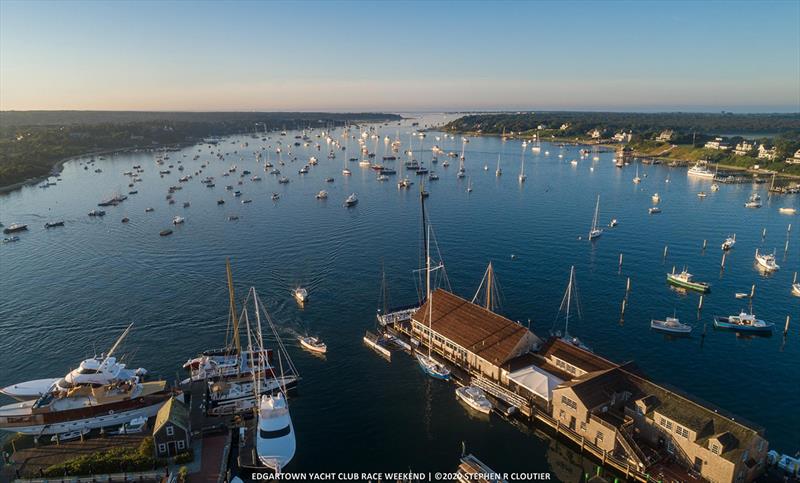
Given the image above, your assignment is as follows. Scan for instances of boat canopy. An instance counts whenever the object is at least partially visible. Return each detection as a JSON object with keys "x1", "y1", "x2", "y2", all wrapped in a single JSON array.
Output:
[{"x1": 507, "y1": 365, "x2": 564, "y2": 402}]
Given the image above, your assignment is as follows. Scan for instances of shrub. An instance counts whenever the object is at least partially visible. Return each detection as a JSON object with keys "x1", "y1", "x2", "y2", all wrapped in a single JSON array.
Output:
[{"x1": 174, "y1": 450, "x2": 194, "y2": 464}]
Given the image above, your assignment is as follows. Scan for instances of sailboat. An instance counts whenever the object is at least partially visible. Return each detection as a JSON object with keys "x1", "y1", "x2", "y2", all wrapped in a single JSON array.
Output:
[
  {"x1": 588, "y1": 195, "x2": 603, "y2": 240},
  {"x1": 244, "y1": 288, "x2": 297, "y2": 473},
  {"x1": 518, "y1": 145, "x2": 527, "y2": 183},
  {"x1": 466, "y1": 177, "x2": 473, "y2": 193},
  {"x1": 633, "y1": 165, "x2": 641, "y2": 184},
  {"x1": 471, "y1": 262, "x2": 500, "y2": 313},
  {"x1": 342, "y1": 137, "x2": 351, "y2": 176},
  {"x1": 495, "y1": 154, "x2": 502, "y2": 177},
  {"x1": 415, "y1": 191, "x2": 451, "y2": 381},
  {"x1": 553, "y1": 266, "x2": 589, "y2": 350}
]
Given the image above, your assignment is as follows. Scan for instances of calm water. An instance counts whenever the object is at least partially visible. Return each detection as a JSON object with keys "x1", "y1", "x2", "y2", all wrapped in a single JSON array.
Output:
[{"x1": 1, "y1": 114, "x2": 798, "y2": 478}]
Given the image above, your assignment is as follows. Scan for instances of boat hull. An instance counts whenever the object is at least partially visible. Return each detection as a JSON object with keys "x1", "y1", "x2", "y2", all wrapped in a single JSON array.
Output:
[
  {"x1": 455, "y1": 387, "x2": 492, "y2": 414},
  {"x1": 713, "y1": 317, "x2": 774, "y2": 334},
  {"x1": 415, "y1": 353, "x2": 450, "y2": 381},
  {"x1": 666, "y1": 276, "x2": 710, "y2": 293}
]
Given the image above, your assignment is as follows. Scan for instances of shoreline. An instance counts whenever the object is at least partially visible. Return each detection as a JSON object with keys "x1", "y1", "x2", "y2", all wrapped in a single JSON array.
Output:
[{"x1": 445, "y1": 130, "x2": 800, "y2": 181}]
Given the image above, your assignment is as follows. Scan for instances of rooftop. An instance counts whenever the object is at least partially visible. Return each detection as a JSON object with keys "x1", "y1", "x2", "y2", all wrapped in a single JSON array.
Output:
[
  {"x1": 413, "y1": 289, "x2": 537, "y2": 366},
  {"x1": 539, "y1": 337, "x2": 617, "y2": 374},
  {"x1": 154, "y1": 396, "x2": 189, "y2": 434}
]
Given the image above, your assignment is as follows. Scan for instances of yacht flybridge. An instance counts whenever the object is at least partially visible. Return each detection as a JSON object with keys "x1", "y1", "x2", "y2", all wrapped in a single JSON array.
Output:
[{"x1": 0, "y1": 324, "x2": 169, "y2": 435}]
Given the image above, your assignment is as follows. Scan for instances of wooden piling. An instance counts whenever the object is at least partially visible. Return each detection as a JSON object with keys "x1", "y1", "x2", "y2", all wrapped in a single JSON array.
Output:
[
  {"x1": 621, "y1": 298, "x2": 627, "y2": 315},
  {"x1": 751, "y1": 284, "x2": 756, "y2": 298},
  {"x1": 762, "y1": 227, "x2": 767, "y2": 239},
  {"x1": 785, "y1": 316, "x2": 790, "y2": 337},
  {"x1": 703, "y1": 239, "x2": 707, "y2": 249},
  {"x1": 721, "y1": 252, "x2": 726, "y2": 268},
  {"x1": 619, "y1": 253, "x2": 623, "y2": 268},
  {"x1": 663, "y1": 245, "x2": 668, "y2": 258},
  {"x1": 698, "y1": 295, "x2": 704, "y2": 311},
  {"x1": 626, "y1": 277, "x2": 631, "y2": 292}
]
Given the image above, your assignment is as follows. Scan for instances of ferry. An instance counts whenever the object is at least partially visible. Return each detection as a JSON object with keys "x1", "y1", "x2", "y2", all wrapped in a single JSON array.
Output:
[
  {"x1": 687, "y1": 162, "x2": 715, "y2": 179},
  {"x1": 713, "y1": 312, "x2": 774, "y2": 334},
  {"x1": 666, "y1": 268, "x2": 710, "y2": 293}
]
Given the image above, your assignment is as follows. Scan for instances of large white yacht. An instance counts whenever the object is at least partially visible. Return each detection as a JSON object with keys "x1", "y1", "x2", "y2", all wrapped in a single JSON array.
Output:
[
  {"x1": 687, "y1": 162, "x2": 715, "y2": 179},
  {"x1": 256, "y1": 392, "x2": 296, "y2": 472}
]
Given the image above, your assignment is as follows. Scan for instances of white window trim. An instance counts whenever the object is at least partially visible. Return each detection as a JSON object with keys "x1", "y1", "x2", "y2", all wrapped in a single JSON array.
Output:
[{"x1": 166, "y1": 425, "x2": 174, "y2": 436}]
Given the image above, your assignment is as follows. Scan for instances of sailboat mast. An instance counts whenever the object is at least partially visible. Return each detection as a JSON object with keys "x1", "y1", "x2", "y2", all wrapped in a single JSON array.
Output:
[
  {"x1": 426, "y1": 224, "x2": 433, "y2": 358},
  {"x1": 565, "y1": 266, "x2": 574, "y2": 338},
  {"x1": 485, "y1": 262, "x2": 493, "y2": 311},
  {"x1": 226, "y1": 258, "x2": 241, "y2": 355}
]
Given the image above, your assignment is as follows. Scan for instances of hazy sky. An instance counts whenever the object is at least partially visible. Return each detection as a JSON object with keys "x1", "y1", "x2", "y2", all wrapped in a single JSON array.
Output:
[{"x1": 1, "y1": 0, "x2": 799, "y2": 112}]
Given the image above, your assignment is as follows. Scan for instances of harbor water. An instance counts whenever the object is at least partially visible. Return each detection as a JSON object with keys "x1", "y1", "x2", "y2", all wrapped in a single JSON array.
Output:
[{"x1": 1, "y1": 114, "x2": 798, "y2": 476}]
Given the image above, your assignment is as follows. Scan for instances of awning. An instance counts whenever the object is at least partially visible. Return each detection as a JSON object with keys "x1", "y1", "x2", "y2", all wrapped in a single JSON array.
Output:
[{"x1": 508, "y1": 365, "x2": 564, "y2": 402}]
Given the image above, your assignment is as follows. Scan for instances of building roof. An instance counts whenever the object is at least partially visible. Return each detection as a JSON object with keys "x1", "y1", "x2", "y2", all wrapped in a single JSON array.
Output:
[
  {"x1": 555, "y1": 367, "x2": 634, "y2": 410},
  {"x1": 413, "y1": 289, "x2": 535, "y2": 365},
  {"x1": 508, "y1": 364, "x2": 564, "y2": 402},
  {"x1": 539, "y1": 337, "x2": 617, "y2": 374},
  {"x1": 153, "y1": 396, "x2": 189, "y2": 434}
]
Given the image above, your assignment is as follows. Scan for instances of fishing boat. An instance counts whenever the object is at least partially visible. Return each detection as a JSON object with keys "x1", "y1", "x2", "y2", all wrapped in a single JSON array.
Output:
[
  {"x1": 44, "y1": 221, "x2": 65, "y2": 229},
  {"x1": 298, "y1": 336, "x2": 326, "y2": 354},
  {"x1": 344, "y1": 193, "x2": 358, "y2": 207},
  {"x1": 744, "y1": 193, "x2": 762, "y2": 208},
  {"x1": 455, "y1": 386, "x2": 492, "y2": 414},
  {"x1": 588, "y1": 195, "x2": 603, "y2": 240},
  {"x1": 293, "y1": 288, "x2": 308, "y2": 304},
  {"x1": 666, "y1": 268, "x2": 710, "y2": 293},
  {"x1": 721, "y1": 234, "x2": 736, "y2": 250},
  {"x1": 713, "y1": 312, "x2": 774, "y2": 334},
  {"x1": 650, "y1": 316, "x2": 692, "y2": 335},
  {"x1": 754, "y1": 249, "x2": 779, "y2": 272},
  {"x1": 648, "y1": 207, "x2": 661, "y2": 214},
  {"x1": 0, "y1": 325, "x2": 169, "y2": 435}
]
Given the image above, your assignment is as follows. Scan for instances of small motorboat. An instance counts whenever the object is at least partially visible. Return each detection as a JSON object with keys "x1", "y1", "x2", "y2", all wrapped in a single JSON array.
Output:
[
  {"x1": 650, "y1": 317, "x2": 692, "y2": 335},
  {"x1": 697, "y1": 191, "x2": 707, "y2": 198},
  {"x1": 344, "y1": 193, "x2": 358, "y2": 207},
  {"x1": 315, "y1": 190, "x2": 328, "y2": 199},
  {"x1": 721, "y1": 234, "x2": 736, "y2": 251},
  {"x1": 50, "y1": 428, "x2": 90, "y2": 442},
  {"x1": 227, "y1": 215, "x2": 239, "y2": 221},
  {"x1": 145, "y1": 207, "x2": 155, "y2": 212},
  {"x1": 324, "y1": 177, "x2": 335, "y2": 183},
  {"x1": 648, "y1": 207, "x2": 661, "y2": 214},
  {"x1": 779, "y1": 207, "x2": 797, "y2": 215},
  {"x1": 44, "y1": 221, "x2": 65, "y2": 229},
  {"x1": 111, "y1": 416, "x2": 147, "y2": 435},
  {"x1": 714, "y1": 312, "x2": 774, "y2": 334},
  {"x1": 121, "y1": 217, "x2": 130, "y2": 223},
  {"x1": 271, "y1": 193, "x2": 280, "y2": 201},
  {"x1": 651, "y1": 193, "x2": 660, "y2": 203},
  {"x1": 172, "y1": 216, "x2": 185, "y2": 225},
  {"x1": 792, "y1": 283, "x2": 800, "y2": 297},
  {"x1": 455, "y1": 386, "x2": 492, "y2": 414},
  {"x1": 159, "y1": 229, "x2": 173, "y2": 236},
  {"x1": 755, "y1": 249, "x2": 779, "y2": 272},
  {"x1": 735, "y1": 292, "x2": 750, "y2": 299},
  {"x1": 217, "y1": 199, "x2": 225, "y2": 205},
  {"x1": 293, "y1": 287, "x2": 308, "y2": 303},
  {"x1": 241, "y1": 199, "x2": 252, "y2": 204},
  {"x1": 2, "y1": 236, "x2": 20, "y2": 243},
  {"x1": 88, "y1": 210, "x2": 106, "y2": 217},
  {"x1": 299, "y1": 336, "x2": 327, "y2": 354},
  {"x1": 608, "y1": 218, "x2": 618, "y2": 228}
]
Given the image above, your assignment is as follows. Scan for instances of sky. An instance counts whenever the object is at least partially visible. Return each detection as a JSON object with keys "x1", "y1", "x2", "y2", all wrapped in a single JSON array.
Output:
[{"x1": 1, "y1": 0, "x2": 799, "y2": 112}]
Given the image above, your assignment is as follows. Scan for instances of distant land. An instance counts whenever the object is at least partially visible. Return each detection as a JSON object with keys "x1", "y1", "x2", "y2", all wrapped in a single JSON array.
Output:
[
  {"x1": 444, "y1": 111, "x2": 800, "y2": 176},
  {"x1": 0, "y1": 111, "x2": 402, "y2": 190}
]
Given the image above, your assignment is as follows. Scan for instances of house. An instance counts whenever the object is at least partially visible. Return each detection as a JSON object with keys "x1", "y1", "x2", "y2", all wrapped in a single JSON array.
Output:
[
  {"x1": 656, "y1": 130, "x2": 674, "y2": 142},
  {"x1": 410, "y1": 289, "x2": 541, "y2": 381},
  {"x1": 705, "y1": 137, "x2": 731, "y2": 150},
  {"x1": 588, "y1": 129, "x2": 603, "y2": 139},
  {"x1": 757, "y1": 144, "x2": 778, "y2": 161},
  {"x1": 153, "y1": 397, "x2": 191, "y2": 458},
  {"x1": 546, "y1": 340, "x2": 768, "y2": 483},
  {"x1": 612, "y1": 131, "x2": 632, "y2": 143},
  {"x1": 559, "y1": 123, "x2": 571, "y2": 131},
  {"x1": 785, "y1": 149, "x2": 800, "y2": 165},
  {"x1": 734, "y1": 141, "x2": 756, "y2": 156}
]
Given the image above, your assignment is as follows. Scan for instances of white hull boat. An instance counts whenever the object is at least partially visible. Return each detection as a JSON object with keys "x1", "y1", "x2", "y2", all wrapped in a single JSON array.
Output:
[
  {"x1": 256, "y1": 393, "x2": 296, "y2": 472},
  {"x1": 455, "y1": 386, "x2": 492, "y2": 414}
]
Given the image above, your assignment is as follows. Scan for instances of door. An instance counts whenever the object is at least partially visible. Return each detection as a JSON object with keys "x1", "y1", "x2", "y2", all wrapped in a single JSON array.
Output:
[
  {"x1": 167, "y1": 441, "x2": 177, "y2": 456},
  {"x1": 569, "y1": 416, "x2": 576, "y2": 431}
]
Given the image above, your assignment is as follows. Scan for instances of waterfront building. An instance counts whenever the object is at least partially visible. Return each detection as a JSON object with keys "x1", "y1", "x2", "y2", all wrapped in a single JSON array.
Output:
[
  {"x1": 546, "y1": 344, "x2": 768, "y2": 483},
  {"x1": 757, "y1": 144, "x2": 778, "y2": 160},
  {"x1": 153, "y1": 397, "x2": 191, "y2": 458},
  {"x1": 559, "y1": 123, "x2": 571, "y2": 131},
  {"x1": 785, "y1": 148, "x2": 800, "y2": 165},
  {"x1": 705, "y1": 137, "x2": 731, "y2": 150},
  {"x1": 612, "y1": 131, "x2": 633, "y2": 143},
  {"x1": 410, "y1": 289, "x2": 541, "y2": 381},
  {"x1": 656, "y1": 130, "x2": 674, "y2": 142},
  {"x1": 734, "y1": 141, "x2": 756, "y2": 156},
  {"x1": 588, "y1": 128, "x2": 603, "y2": 139}
]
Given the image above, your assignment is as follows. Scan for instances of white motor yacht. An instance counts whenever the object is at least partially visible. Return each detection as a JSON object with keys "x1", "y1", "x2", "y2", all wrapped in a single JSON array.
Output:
[
  {"x1": 455, "y1": 386, "x2": 492, "y2": 414},
  {"x1": 256, "y1": 392, "x2": 296, "y2": 472}
]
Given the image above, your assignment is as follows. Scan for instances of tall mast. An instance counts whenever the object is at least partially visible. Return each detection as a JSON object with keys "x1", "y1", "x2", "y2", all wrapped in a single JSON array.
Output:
[
  {"x1": 591, "y1": 195, "x2": 600, "y2": 234},
  {"x1": 485, "y1": 262, "x2": 493, "y2": 311},
  {"x1": 421, "y1": 185, "x2": 428, "y2": 293},
  {"x1": 226, "y1": 258, "x2": 241, "y2": 355},
  {"x1": 426, "y1": 224, "x2": 433, "y2": 359},
  {"x1": 565, "y1": 266, "x2": 574, "y2": 338}
]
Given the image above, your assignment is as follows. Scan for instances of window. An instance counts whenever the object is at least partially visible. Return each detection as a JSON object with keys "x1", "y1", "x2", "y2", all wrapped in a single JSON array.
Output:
[
  {"x1": 710, "y1": 443, "x2": 720, "y2": 455},
  {"x1": 166, "y1": 425, "x2": 174, "y2": 436},
  {"x1": 177, "y1": 440, "x2": 185, "y2": 450},
  {"x1": 676, "y1": 425, "x2": 689, "y2": 438},
  {"x1": 260, "y1": 425, "x2": 292, "y2": 439},
  {"x1": 556, "y1": 359, "x2": 566, "y2": 369},
  {"x1": 158, "y1": 443, "x2": 166, "y2": 454},
  {"x1": 580, "y1": 422, "x2": 587, "y2": 432},
  {"x1": 596, "y1": 431, "x2": 604, "y2": 442},
  {"x1": 659, "y1": 417, "x2": 667, "y2": 427},
  {"x1": 559, "y1": 410, "x2": 565, "y2": 419},
  {"x1": 665, "y1": 420, "x2": 673, "y2": 430},
  {"x1": 561, "y1": 395, "x2": 578, "y2": 410}
]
